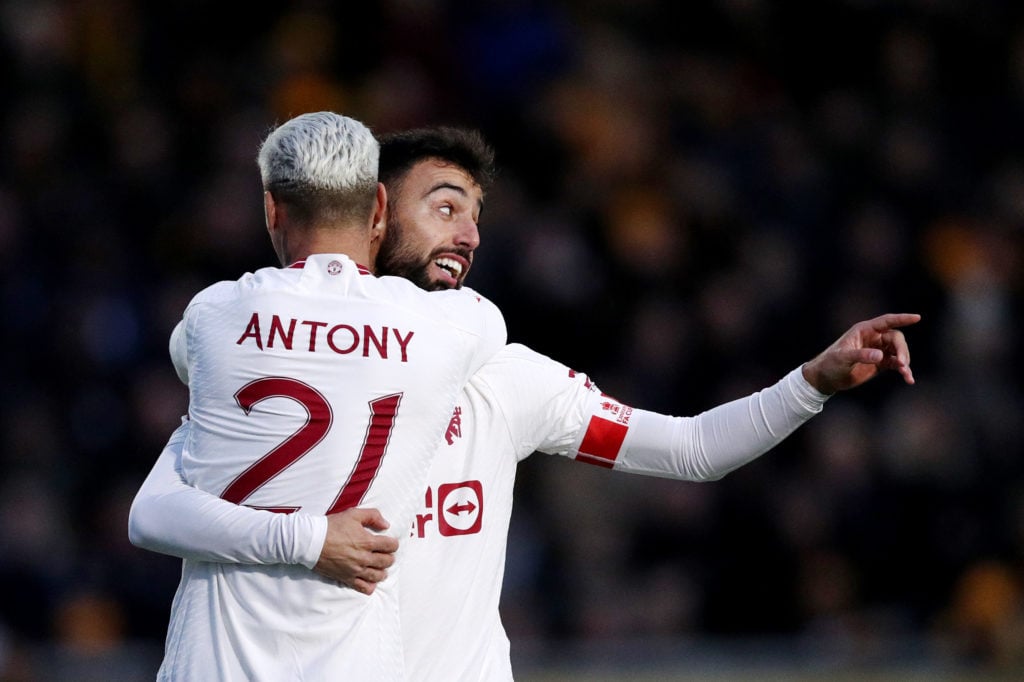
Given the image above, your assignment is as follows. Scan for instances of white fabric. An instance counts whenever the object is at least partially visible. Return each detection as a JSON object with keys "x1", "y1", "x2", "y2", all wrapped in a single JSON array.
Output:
[
  {"x1": 400, "y1": 348, "x2": 827, "y2": 682},
  {"x1": 155, "y1": 254, "x2": 505, "y2": 682},
  {"x1": 131, "y1": 342, "x2": 826, "y2": 681},
  {"x1": 129, "y1": 418, "x2": 328, "y2": 569}
]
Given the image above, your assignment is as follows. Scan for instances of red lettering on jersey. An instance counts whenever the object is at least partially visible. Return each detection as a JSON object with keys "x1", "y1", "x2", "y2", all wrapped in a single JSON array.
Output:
[
  {"x1": 414, "y1": 512, "x2": 433, "y2": 537},
  {"x1": 393, "y1": 329, "x2": 414, "y2": 362},
  {"x1": 326, "y1": 324, "x2": 359, "y2": 354},
  {"x1": 268, "y1": 315, "x2": 296, "y2": 349},
  {"x1": 364, "y1": 325, "x2": 386, "y2": 358},
  {"x1": 302, "y1": 320, "x2": 327, "y2": 351},
  {"x1": 236, "y1": 312, "x2": 264, "y2": 349},
  {"x1": 328, "y1": 393, "x2": 401, "y2": 512},
  {"x1": 236, "y1": 314, "x2": 411, "y2": 361},
  {"x1": 444, "y1": 406, "x2": 462, "y2": 445},
  {"x1": 576, "y1": 416, "x2": 628, "y2": 469}
]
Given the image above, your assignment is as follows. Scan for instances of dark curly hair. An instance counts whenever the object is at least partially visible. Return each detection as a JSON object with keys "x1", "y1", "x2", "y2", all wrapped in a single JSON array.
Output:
[{"x1": 378, "y1": 127, "x2": 497, "y2": 196}]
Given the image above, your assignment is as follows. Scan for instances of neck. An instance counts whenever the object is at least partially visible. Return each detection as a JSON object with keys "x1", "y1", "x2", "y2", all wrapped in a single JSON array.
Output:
[{"x1": 284, "y1": 228, "x2": 373, "y2": 269}]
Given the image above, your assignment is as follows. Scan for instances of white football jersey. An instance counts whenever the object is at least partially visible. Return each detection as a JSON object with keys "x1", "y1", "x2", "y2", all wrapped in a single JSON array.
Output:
[
  {"x1": 399, "y1": 343, "x2": 598, "y2": 682},
  {"x1": 401, "y1": 345, "x2": 827, "y2": 681},
  {"x1": 159, "y1": 254, "x2": 505, "y2": 682},
  {"x1": 132, "y1": 342, "x2": 826, "y2": 681}
]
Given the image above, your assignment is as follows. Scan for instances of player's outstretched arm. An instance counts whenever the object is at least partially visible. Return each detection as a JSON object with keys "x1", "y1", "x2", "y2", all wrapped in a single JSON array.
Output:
[
  {"x1": 801, "y1": 313, "x2": 921, "y2": 394},
  {"x1": 127, "y1": 421, "x2": 397, "y2": 595},
  {"x1": 522, "y1": 314, "x2": 921, "y2": 483}
]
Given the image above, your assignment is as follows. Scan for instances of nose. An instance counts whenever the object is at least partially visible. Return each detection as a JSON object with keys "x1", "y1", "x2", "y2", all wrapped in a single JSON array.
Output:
[{"x1": 455, "y1": 217, "x2": 480, "y2": 251}]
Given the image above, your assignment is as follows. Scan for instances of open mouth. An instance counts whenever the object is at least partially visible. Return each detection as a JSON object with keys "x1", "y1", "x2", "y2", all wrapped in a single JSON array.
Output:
[{"x1": 434, "y1": 257, "x2": 464, "y2": 280}]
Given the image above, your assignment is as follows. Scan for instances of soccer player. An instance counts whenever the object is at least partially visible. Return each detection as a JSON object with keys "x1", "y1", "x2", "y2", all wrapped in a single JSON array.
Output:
[
  {"x1": 152, "y1": 114, "x2": 506, "y2": 681},
  {"x1": 130, "y1": 126, "x2": 919, "y2": 682}
]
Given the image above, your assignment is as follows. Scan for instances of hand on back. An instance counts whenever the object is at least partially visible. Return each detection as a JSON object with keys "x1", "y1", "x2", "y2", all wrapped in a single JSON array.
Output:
[{"x1": 314, "y1": 507, "x2": 398, "y2": 595}]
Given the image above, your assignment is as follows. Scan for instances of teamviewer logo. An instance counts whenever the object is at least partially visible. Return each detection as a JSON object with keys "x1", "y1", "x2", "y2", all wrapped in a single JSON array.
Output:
[{"x1": 436, "y1": 480, "x2": 483, "y2": 536}]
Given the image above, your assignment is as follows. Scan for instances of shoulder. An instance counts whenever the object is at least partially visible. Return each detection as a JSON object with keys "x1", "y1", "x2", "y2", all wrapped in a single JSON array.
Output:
[
  {"x1": 373, "y1": 278, "x2": 505, "y2": 335},
  {"x1": 471, "y1": 343, "x2": 587, "y2": 400},
  {"x1": 468, "y1": 343, "x2": 601, "y2": 457},
  {"x1": 433, "y1": 286, "x2": 505, "y2": 330},
  {"x1": 482, "y1": 343, "x2": 563, "y2": 370},
  {"x1": 371, "y1": 278, "x2": 495, "y2": 309},
  {"x1": 184, "y1": 265, "x2": 289, "y2": 308}
]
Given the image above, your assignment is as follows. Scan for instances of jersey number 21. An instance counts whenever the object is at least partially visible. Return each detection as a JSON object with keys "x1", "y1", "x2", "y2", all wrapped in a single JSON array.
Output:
[{"x1": 219, "y1": 377, "x2": 401, "y2": 515}]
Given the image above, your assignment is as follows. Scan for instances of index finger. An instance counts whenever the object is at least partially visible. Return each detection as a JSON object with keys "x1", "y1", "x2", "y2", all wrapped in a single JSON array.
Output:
[{"x1": 869, "y1": 313, "x2": 921, "y2": 332}]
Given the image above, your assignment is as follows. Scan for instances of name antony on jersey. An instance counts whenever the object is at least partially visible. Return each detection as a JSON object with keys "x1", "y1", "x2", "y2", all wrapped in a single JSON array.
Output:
[{"x1": 236, "y1": 312, "x2": 415, "y2": 361}]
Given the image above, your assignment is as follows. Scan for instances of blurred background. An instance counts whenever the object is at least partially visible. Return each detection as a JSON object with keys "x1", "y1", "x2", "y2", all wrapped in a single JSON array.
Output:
[{"x1": 1, "y1": 0, "x2": 1023, "y2": 679}]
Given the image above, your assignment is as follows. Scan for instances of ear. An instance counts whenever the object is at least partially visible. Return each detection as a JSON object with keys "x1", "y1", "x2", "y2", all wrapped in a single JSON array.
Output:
[
  {"x1": 370, "y1": 182, "x2": 387, "y2": 244},
  {"x1": 263, "y1": 191, "x2": 287, "y2": 266},
  {"x1": 263, "y1": 191, "x2": 278, "y2": 233}
]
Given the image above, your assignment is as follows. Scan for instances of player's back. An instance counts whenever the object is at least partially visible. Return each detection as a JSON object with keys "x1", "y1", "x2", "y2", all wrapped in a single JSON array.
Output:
[{"x1": 160, "y1": 254, "x2": 505, "y2": 682}]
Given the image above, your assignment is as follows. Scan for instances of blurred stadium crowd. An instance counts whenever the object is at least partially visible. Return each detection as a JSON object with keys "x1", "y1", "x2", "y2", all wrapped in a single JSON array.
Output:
[{"x1": 1, "y1": 0, "x2": 1023, "y2": 678}]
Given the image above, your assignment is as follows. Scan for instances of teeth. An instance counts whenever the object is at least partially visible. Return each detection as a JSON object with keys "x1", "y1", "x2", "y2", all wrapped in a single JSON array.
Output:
[{"x1": 435, "y1": 257, "x2": 463, "y2": 277}]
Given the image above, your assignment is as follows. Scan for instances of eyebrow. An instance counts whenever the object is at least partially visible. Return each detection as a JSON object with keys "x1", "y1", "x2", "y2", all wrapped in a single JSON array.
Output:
[{"x1": 425, "y1": 182, "x2": 485, "y2": 213}]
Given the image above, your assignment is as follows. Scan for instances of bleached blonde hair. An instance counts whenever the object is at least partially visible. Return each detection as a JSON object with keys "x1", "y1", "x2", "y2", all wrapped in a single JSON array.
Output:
[{"x1": 258, "y1": 111, "x2": 378, "y2": 190}]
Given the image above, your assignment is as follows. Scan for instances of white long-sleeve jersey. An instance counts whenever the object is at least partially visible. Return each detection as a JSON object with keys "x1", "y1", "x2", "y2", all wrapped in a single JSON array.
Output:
[
  {"x1": 131, "y1": 342, "x2": 826, "y2": 681},
  {"x1": 155, "y1": 254, "x2": 505, "y2": 682}
]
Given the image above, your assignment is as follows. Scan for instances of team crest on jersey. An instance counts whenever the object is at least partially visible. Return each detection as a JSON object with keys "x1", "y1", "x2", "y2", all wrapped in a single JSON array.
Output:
[
  {"x1": 326, "y1": 260, "x2": 343, "y2": 275},
  {"x1": 444, "y1": 406, "x2": 462, "y2": 444},
  {"x1": 599, "y1": 400, "x2": 632, "y2": 426}
]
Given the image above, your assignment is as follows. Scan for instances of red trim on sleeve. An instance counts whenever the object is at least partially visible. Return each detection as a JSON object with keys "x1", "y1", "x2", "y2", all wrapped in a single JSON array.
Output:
[{"x1": 575, "y1": 416, "x2": 628, "y2": 468}]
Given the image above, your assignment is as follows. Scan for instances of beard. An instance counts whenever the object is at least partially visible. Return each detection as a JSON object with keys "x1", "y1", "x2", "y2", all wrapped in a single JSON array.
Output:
[{"x1": 376, "y1": 215, "x2": 468, "y2": 291}]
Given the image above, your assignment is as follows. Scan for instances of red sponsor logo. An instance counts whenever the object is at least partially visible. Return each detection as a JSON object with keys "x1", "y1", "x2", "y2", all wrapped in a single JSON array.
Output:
[
  {"x1": 411, "y1": 480, "x2": 483, "y2": 538},
  {"x1": 437, "y1": 481, "x2": 483, "y2": 536}
]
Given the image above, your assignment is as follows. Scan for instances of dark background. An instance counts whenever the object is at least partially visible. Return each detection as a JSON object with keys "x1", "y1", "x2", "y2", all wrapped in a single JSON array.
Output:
[{"x1": 1, "y1": 0, "x2": 1022, "y2": 678}]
